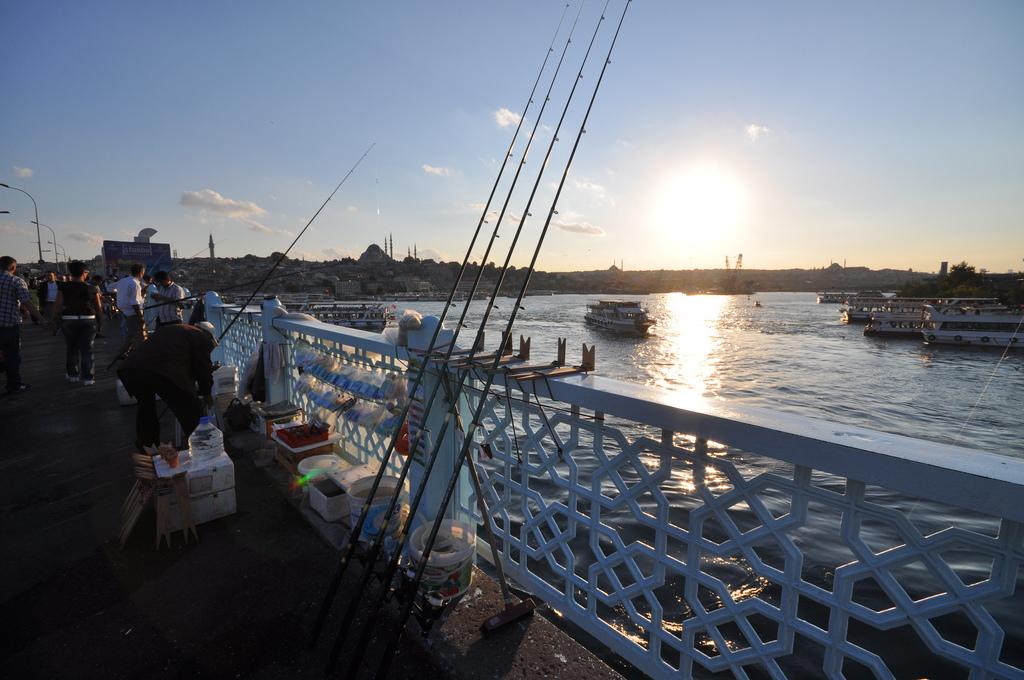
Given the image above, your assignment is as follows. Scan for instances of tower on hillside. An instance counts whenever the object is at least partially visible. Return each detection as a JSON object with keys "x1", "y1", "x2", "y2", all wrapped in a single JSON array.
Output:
[{"x1": 209, "y1": 234, "x2": 215, "y2": 259}]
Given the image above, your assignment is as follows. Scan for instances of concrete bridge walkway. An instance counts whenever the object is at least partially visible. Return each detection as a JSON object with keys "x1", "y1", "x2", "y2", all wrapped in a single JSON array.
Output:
[{"x1": 0, "y1": 324, "x2": 437, "y2": 678}]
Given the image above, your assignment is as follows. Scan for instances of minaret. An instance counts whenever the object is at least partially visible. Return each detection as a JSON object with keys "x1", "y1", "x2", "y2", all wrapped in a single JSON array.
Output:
[
  {"x1": 414, "y1": 244, "x2": 418, "y2": 260},
  {"x1": 209, "y1": 234, "x2": 215, "y2": 259}
]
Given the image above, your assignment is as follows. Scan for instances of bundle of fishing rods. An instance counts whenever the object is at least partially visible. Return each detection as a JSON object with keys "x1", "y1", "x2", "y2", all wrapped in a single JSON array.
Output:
[{"x1": 304, "y1": 1, "x2": 633, "y2": 677}]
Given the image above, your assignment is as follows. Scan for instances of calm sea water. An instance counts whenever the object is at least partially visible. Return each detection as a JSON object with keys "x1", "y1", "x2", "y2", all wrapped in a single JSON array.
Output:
[
  {"x1": 381, "y1": 292, "x2": 1023, "y2": 676},
  {"x1": 396, "y1": 291, "x2": 1024, "y2": 456}
]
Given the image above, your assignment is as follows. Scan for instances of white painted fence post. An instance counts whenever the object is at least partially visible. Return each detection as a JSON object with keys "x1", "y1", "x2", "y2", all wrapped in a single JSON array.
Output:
[
  {"x1": 261, "y1": 296, "x2": 288, "y2": 404},
  {"x1": 403, "y1": 316, "x2": 473, "y2": 530}
]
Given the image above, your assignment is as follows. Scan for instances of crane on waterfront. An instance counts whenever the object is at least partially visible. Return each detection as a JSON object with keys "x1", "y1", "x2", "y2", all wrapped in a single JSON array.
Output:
[{"x1": 723, "y1": 253, "x2": 744, "y2": 293}]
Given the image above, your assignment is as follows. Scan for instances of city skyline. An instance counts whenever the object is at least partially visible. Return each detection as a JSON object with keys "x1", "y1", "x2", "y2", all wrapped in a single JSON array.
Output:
[{"x1": 2, "y1": 1, "x2": 1022, "y2": 272}]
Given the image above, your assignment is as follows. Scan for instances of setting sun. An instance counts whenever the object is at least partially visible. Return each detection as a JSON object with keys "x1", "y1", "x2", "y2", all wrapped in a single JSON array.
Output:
[{"x1": 653, "y1": 165, "x2": 747, "y2": 247}]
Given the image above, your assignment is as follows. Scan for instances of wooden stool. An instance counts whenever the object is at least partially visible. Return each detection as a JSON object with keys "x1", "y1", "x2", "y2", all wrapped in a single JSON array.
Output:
[{"x1": 119, "y1": 452, "x2": 199, "y2": 549}]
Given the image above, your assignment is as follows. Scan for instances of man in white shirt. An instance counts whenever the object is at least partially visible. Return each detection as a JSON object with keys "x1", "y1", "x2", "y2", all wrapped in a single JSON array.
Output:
[
  {"x1": 151, "y1": 270, "x2": 186, "y2": 327},
  {"x1": 115, "y1": 263, "x2": 146, "y2": 358}
]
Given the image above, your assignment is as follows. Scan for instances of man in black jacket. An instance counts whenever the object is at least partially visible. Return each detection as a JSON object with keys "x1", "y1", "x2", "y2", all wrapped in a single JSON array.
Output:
[{"x1": 117, "y1": 322, "x2": 218, "y2": 449}]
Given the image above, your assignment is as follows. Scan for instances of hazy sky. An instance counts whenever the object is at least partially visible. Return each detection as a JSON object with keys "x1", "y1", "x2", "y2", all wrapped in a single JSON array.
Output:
[{"x1": 3, "y1": 1, "x2": 1022, "y2": 273}]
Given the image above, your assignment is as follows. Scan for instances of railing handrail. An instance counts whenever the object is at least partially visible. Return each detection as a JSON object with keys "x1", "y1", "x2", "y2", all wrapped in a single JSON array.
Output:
[
  {"x1": 486, "y1": 370, "x2": 1024, "y2": 522},
  {"x1": 231, "y1": 310, "x2": 1024, "y2": 522},
  {"x1": 273, "y1": 316, "x2": 410, "y2": 360}
]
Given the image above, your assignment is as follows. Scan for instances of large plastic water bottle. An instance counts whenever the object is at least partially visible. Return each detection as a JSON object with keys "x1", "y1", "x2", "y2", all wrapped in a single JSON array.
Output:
[{"x1": 189, "y1": 416, "x2": 224, "y2": 461}]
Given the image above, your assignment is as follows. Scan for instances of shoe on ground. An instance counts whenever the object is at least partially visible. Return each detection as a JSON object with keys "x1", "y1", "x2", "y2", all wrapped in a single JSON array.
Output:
[
  {"x1": 83, "y1": 379, "x2": 96, "y2": 386},
  {"x1": 66, "y1": 374, "x2": 80, "y2": 382},
  {"x1": 7, "y1": 384, "x2": 30, "y2": 394}
]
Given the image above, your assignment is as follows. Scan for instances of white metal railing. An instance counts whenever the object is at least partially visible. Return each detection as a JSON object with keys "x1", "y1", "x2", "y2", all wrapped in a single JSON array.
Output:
[{"x1": 208, "y1": 295, "x2": 1024, "y2": 680}]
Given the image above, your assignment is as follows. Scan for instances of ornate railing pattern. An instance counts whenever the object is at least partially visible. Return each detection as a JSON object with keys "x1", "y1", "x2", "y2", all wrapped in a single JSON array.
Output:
[
  {"x1": 459, "y1": 376, "x2": 1024, "y2": 679},
  {"x1": 216, "y1": 305, "x2": 264, "y2": 371},
  {"x1": 207, "y1": 297, "x2": 1024, "y2": 679}
]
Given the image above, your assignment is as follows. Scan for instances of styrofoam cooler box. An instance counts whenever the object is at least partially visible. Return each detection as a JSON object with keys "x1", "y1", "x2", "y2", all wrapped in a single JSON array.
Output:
[
  {"x1": 185, "y1": 451, "x2": 234, "y2": 497},
  {"x1": 212, "y1": 365, "x2": 238, "y2": 396},
  {"x1": 169, "y1": 487, "x2": 237, "y2": 531},
  {"x1": 309, "y1": 476, "x2": 347, "y2": 522}
]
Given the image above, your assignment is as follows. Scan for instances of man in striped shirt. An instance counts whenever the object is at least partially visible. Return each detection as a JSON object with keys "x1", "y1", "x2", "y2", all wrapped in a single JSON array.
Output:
[
  {"x1": 151, "y1": 270, "x2": 186, "y2": 327},
  {"x1": 0, "y1": 256, "x2": 45, "y2": 394}
]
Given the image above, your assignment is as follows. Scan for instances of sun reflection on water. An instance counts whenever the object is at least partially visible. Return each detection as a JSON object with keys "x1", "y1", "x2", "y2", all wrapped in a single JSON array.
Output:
[{"x1": 637, "y1": 293, "x2": 727, "y2": 399}]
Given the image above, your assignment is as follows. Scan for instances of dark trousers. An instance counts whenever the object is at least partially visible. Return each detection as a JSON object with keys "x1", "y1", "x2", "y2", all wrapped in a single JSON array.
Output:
[
  {"x1": 0, "y1": 325, "x2": 21, "y2": 392},
  {"x1": 62, "y1": 320, "x2": 97, "y2": 380},
  {"x1": 117, "y1": 313, "x2": 146, "y2": 358},
  {"x1": 118, "y1": 368, "x2": 203, "y2": 449}
]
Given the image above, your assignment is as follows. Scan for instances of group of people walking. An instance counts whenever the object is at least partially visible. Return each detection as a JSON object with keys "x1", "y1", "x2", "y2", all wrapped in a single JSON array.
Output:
[
  {"x1": 2, "y1": 253, "x2": 221, "y2": 454},
  {"x1": 0, "y1": 256, "x2": 188, "y2": 393}
]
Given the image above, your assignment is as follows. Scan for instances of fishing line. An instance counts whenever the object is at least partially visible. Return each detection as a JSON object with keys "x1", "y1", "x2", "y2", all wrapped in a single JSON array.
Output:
[
  {"x1": 370, "y1": 3, "x2": 630, "y2": 677},
  {"x1": 216, "y1": 142, "x2": 375, "y2": 345},
  {"x1": 312, "y1": 2, "x2": 574, "y2": 652},
  {"x1": 954, "y1": 313, "x2": 1024, "y2": 443},
  {"x1": 325, "y1": 4, "x2": 588, "y2": 670}
]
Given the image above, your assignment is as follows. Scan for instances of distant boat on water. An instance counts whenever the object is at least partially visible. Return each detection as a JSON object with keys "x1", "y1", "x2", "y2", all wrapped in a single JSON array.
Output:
[
  {"x1": 584, "y1": 300, "x2": 656, "y2": 336},
  {"x1": 922, "y1": 304, "x2": 1024, "y2": 348}
]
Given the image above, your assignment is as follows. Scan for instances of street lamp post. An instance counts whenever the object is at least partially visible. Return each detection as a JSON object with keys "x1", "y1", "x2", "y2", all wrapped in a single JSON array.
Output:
[
  {"x1": 32, "y1": 220, "x2": 63, "y2": 274},
  {"x1": 0, "y1": 183, "x2": 42, "y2": 264},
  {"x1": 49, "y1": 241, "x2": 68, "y2": 271}
]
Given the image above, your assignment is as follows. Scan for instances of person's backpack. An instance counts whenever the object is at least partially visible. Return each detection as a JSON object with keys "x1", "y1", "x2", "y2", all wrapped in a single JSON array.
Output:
[{"x1": 224, "y1": 398, "x2": 253, "y2": 431}]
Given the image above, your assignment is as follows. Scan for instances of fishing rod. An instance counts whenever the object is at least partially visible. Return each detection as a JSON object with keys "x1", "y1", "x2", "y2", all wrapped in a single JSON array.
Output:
[
  {"x1": 323, "y1": 3, "x2": 588, "y2": 670},
  {"x1": 308, "y1": 2, "x2": 573, "y2": 648},
  {"x1": 328, "y1": 0, "x2": 617, "y2": 673},
  {"x1": 216, "y1": 143, "x2": 375, "y2": 344},
  {"x1": 370, "y1": 4, "x2": 630, "y2": 677}
]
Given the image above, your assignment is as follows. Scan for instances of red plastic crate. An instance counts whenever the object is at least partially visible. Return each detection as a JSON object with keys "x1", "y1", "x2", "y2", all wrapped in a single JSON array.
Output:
[{"x1": 276, "y1": 424, "x2": 329, "y2": 449}]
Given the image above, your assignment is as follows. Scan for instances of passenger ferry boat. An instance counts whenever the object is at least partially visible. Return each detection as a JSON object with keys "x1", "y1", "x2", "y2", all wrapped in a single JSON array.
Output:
[
  {"x1": 922, "y1": 304, "x2": 1024, "y2": 348},
  {"x1": 840, "y1": 293, "x2": 894, "y2": 323},
  {"x1": 864, "y1": 298, "x2": 998, "y2": 337},
  {"x1": 816, "y1": 291, "x2": 850, "y2": 304},
  {"x1": 584, "y1": 300, "x2": 656, "y2": 336},
  {"x1": 299, "y1": 301, "x2": 394, "y2": 332}
]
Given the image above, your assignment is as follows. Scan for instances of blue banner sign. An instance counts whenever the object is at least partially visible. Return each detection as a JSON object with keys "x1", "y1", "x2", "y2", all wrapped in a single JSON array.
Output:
[{"x1": 102, "y1": 240, "x2": 172, "y2": 276}]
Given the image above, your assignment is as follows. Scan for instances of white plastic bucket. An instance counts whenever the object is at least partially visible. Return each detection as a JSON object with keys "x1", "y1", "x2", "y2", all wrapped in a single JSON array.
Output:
[
  {"x1": 296, "y1": 454, "x2": 342, "y2": 493},
  {"x1": 347, "y1": 475, "x2": 406, "y2": 540},
  {"x1": 408, "y1": 520, "x2": 475, "y2": 600}
]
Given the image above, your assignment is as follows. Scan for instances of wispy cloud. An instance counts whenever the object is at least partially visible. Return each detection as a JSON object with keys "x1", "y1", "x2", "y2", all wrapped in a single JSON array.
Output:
[
  {"x1": 417, "y1": 247, "x2": 446, "y2": 262},
  {"x1": 13, "y1": 166, "x2": 33, "y2": 178},
  {"x1": 180, "y1": 188, "x2": 270, "y2": 233},
  {"x1": 181, "y1": 189, "x2": 265, "y2": 218},
  {"x1": 322, "y1": 247, "x2": 353, "y2": 259},
  {"x1": 745, "y1": 123, "x2": 771, "y2": 141},
  {"x1": 574, "y1": 179, "x2": 606, "y2": 194},
  {"x1": 1, "y1": 222, "x2": 30, "y2": 236},
  {"x1": 422, "y1": 164, "x2": 451, "y2": 177},
  {"x1": 493, "y1": 107, "x2": 521, "y2": 128},
  {"x1": 570, "y1": 178, "x2": 615, "y2": 207},
  {"x1": 66, "y1": 232, "x2": 105, "y2": 246},
  {"x1": 554, "y1": 211, "x2": 604, "y2": 236},
  {"x1": 346, "y1": 205, "x2": 359, "y2": 213}
]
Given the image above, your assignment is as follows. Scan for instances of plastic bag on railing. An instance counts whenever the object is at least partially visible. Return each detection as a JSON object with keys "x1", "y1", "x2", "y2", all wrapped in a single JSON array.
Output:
[
  {"x1": 342, "y1": 400, "x2": 389, "y2": 429},
  {"x1": 293, "y1": 340, "x2": 318, "y2": 370},
  {"x1": 239, "y1": 342, "x2": 264, "y2": 401}
]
